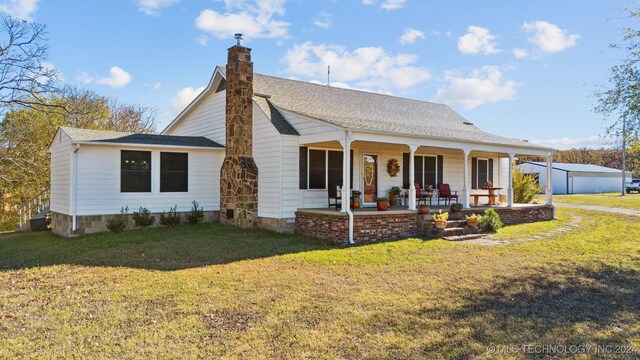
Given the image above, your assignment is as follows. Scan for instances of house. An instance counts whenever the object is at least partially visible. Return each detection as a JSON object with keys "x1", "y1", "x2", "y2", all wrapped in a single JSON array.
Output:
[
  {"x1": 516, "y1": 162, "x2": 632, "y2": 195},
  {"x1": 48, "y1": 36, "x2": 555, "y2": 242}
]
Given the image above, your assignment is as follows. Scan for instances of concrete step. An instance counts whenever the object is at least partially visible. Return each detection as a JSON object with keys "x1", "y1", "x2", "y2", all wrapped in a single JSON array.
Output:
[{"x1": 443, "y1": 234, "x2": 485, "y2": 241}]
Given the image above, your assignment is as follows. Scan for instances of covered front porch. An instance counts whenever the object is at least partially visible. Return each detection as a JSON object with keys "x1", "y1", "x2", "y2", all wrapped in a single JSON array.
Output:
[{"x1": 295, "y1": 130, "x2": 555, "y2": 243}]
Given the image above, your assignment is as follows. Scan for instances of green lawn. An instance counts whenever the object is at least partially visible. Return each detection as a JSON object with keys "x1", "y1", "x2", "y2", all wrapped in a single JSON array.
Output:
[
  {"x1": 1, "y1": 208, "x2": 639, "y2": 358},
  {"x1": 551, "y1": 192, "x2": 640, "y2": 210}
]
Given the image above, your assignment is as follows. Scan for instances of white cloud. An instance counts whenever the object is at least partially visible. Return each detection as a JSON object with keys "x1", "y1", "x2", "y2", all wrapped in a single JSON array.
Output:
[
  {"x1": 195, "y1": 0, "x2": 289, "y2": 40},
  {"x1": 530, "y1": 135, "x2": 608, "y2": 149},
  {"x1": 457, "y1": 26, "x2": 499, "y2": 55},
  {"x1": 522, "y1": 21, "x2": 578, "y2": 53},
  {"x1": 513, "y1": 48, "x2": 528, "y2": 59},
  {"x1": 381, "y1": 0, "x2": 405, "y2": 10},
  {"x1": 96, "y1": 66, "x2": 132, "y2": 88},
  {"x1": 196, "y1": 35, "x2": 208, "y2": 46},
  {"x1": 399, "y1": 28, "x2": 424, "y2": 45},
  {"x1": 76, "y1": 71, "x2": 94, "y2": 85},
  {"x1": 171, "y1": 86, "x2": 205, "y2": 114},
  {"x1": 313, "y1": 11, "x2": 332, "y2": 28},
  {"x1": 135, "y1": 0, "x2": 180, "y2": 15},
  {"x1": 0, "y1": 0, "x2": 38, "y2": 20},
  {"x1": 145, "y1": 82, "x2": 162, "y2": 92},
  {"x1": 360, "y1": 0, "x2": 405, "y2": 10},
  {"x1": 284, "y1": 42, "x2": 431, "y2": 91},
  {"x1": 431, "y1": 66, "x2": 520, "y2": 109}
]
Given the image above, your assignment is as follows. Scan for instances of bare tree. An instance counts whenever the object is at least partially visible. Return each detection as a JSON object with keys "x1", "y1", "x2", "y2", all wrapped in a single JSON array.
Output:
[
  {"x1": 107, "y1": 99, "x2": 157, "y2": 133},
  {"x1": 0, "y1": 13, "x2": 59, "y2": 112}
]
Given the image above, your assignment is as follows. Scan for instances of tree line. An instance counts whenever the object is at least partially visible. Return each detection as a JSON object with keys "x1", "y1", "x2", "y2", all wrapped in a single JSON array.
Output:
[{"x1": 519, "y1": 146, "x2": 639, "y2": 177}]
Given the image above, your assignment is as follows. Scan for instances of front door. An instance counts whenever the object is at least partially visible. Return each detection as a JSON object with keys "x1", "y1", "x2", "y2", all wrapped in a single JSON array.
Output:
[{"x1": 363, "y1": 154, "x2": 378, "y2": 204}]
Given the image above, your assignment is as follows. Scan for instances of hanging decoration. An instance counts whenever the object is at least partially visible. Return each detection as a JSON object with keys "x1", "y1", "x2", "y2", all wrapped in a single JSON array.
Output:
[{"x1": 387, "y1": 158, "x2": 401, "y2": 177}]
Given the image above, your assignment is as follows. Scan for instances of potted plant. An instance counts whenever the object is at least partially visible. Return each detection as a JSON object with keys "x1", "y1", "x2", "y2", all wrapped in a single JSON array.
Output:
[
  {"x1": 418, "y1": 205, "x2": 430, "y2": 214},
  {"x1": 465, "y1": 213, "x2": 480, "y2": 228},
  {"x1": 432, "y1": 210, "x2": 449, "y2": 229},
  {"x1": 450, "y1": 202, "x2": 463, "y2": 212},
  {"x1": 376, "y1": 197, "x2": 389, "y2": 211},
  {"x1": 388, "y1": 186, "x2": 401, "y2": 207},
  {"x1": 482, "y1": 181, "x2": 493, "y2": 189},
  {"x1": 351, "y1": 190, "x2": 362, "y2": 209}
]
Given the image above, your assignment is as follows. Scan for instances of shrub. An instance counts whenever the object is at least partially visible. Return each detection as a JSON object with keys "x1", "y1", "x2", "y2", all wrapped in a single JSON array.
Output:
[
  {"x1": 186, "y1": 200, "x2": 204, "y2": 225},
  {"x1": 478, "y1": 208, "x2": 503, "y2": 233},
  {"x1": 159, "y1": 205, "x2": 181, "y2": 227},
  {"x1": 132, "y1": 206, "x2": 155, "y2": 228},
  {"x1": 513, "y1": 168, "x2": 541, "y2": 203},
  {"x1": 106, "y1": 207, "x2": 129, "y2": 233}
]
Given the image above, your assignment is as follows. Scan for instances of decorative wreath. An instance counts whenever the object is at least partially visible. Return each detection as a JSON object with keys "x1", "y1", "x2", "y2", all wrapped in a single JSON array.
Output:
[{"x1": 387, "y1": 158, "x2": 401, "y2": 177}]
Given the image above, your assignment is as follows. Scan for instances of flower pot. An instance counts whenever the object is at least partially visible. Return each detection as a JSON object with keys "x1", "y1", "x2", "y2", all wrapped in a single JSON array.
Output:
[
  {"x1": 377, "y1": 201, "x2": 388, "y2": 211},
  {"x1": 388, "y1": 194, "x2": 398, "y2": 207},
  {"x1": 418, "y1": 206, "x2": 430, "y2": 214},
  {"x1": 434, "y1": 220, "x2": 447, "y2": 229},
  {"x1": 466, "y1": 218, "x2": 478, "y2": 228},
  {"x1": 352, "y1": 200, "x2": 360, "y2": 209}
]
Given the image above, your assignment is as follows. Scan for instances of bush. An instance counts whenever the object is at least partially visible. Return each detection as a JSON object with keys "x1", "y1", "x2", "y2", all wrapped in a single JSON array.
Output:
[
  {"x1": 186, "y1": 200, "x2": 204, "y2": 225},
  {"x1": 159, "y1": 205, "x2": 181, "y2": 227},
  {"x1": 478, "y1": 208, "x2": 503, "y2": 233},
  {"x1": 106, "y1": 207, "x2": 129, "y2": 233},
  {"x1": 132, "y1": 206, "x2": 155, "y2": 228},
  {"x1": 513, "y1": 168, "x2": 541, "y2": 203}
]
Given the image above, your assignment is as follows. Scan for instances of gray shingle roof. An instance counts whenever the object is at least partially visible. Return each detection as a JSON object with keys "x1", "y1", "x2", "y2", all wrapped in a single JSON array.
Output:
[
  {"x1": 253, "y1": 96, "x2": 299, "y2": 135},
  {"x1": 249, "y1": 73, "x2": 548, "y2": 150},
  {"x1": 525, "y1": 162, "x2": 630, "y2": 174},
  {"x1": 60, "y1": 127, "x2": 223, "y2": 148}
]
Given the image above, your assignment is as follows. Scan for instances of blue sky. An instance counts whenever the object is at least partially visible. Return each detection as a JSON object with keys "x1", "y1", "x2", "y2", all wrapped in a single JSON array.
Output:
[{"x1": 2, "y1": 0, "x2": 637, "y2": 149}]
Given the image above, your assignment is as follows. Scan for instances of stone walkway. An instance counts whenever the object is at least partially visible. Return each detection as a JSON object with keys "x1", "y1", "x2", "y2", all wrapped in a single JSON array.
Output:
[
  {"x1": 461, "y1": 213, "x2": 583, "y2": 246},
  {"x1": 553, "y1": 202, "x2": 640, "y2": 216}
]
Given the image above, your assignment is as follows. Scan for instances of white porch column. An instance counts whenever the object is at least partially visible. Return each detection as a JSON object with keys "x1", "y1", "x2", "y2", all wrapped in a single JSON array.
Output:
[
  {"x1": 507, "y1": 153, "x2": 515, "y2": 207},
  {"x1": 462, "y1": 149, "x2": 470, "y2": 209},
  {"x1": 339, "y1": 137, "x2": 353, "y2": 212},
  {"x1": 408, "y1": 145, "x2": 418, "y2": 210},
  {"x1": 546, "y1": 152, "x2": 553, "y2": 205}
]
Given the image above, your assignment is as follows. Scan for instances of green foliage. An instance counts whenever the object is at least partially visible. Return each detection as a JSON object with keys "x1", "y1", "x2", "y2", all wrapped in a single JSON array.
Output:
[
  {"x1": 512, "y1": 168, "x2": 542, "y2": 203},
  {"x1": 159, "y1": 205, "x2": 181, "y2": 227},
  {"x1": 106, "y1": 207, "x2": 129, "y2": 234},
  {"x1": 132, "y1": 206, "x2": 155, "y2": 228},
  {"x1": 432, "y1": 210, "x2": 449, "y2": 222},
  {"x1": 388, "y1": 186, "x2": 401, "y2": 196},
  {"x1": 186, "y1": 201, "x2": 204, "y2": 225},
  {"x1": 478, "y1": 208, "x2": 503, "y2": 234}
]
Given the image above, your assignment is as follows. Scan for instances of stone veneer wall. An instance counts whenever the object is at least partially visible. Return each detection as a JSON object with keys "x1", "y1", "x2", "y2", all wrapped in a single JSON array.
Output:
[
  {"x1": 457, "y1": 205, "x2": 554, "y2": 226},
  {"x1": 295, "y1": 205, "x2": 554, "y2": 244},
  {"x1": 219, "y1": 44, "x2": 259, "y2": 228},
  {"x1": 51, "y1": 211, "x2": 220, "y2": 237}
]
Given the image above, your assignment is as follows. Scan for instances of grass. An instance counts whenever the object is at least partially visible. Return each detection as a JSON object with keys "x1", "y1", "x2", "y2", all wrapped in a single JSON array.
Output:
[
  {"x1": 551, "y1": 192, "x2": 640, "y2": 210},
  {"x1": 1, "y1": 208, "x2": 640, "y2": 358}
]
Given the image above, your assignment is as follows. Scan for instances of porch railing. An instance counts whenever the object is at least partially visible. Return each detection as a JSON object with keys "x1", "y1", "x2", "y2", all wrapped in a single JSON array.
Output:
[{"x1": 18, "y1": 189, "x2": 50, "y2": 227}]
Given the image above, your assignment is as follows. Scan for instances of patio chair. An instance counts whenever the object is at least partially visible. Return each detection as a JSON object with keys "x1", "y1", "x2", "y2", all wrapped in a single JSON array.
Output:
[
  {"x1": 415, "y1": 183, "x2": 433, "y2": 206},
  {"x1": 328, "y1": 186, "x2": 341, "y2": 211},
  {"x1": 437, "y1": 183, "x2": 459, "y2": 206}
]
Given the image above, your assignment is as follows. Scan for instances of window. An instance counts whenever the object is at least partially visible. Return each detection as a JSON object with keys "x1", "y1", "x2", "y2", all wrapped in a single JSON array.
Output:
[
  {"x1": 308, "y1": 149, "x2": 326, "y2": 189},
  {"x1": 413, "y1": 155, "x2": 438, "y2": 189},
  {"x1": 121, "y1": 150, "x2": 151, "y2": 192},
  {"x1": 471, "y1": 157, "x2": 494, "y2": 189},
  {"x1": 161, "y1": 152, "x2": 188, "y2": 192}
]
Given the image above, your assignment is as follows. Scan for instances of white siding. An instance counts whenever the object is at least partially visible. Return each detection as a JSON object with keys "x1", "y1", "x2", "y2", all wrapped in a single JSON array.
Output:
[
  {"x1": 279, "y1": 110, "x2": 338, "y2": 135},
  {"x1": 49, "y1": 129, "x2": 72, "y2": 215},
  {"x1": 75, "y1": 145, "x2": 223, "y2": 215},
  {"x1": 168, "y1": 90, "x2": 226, "y2": 145},
  {"x1": 253, "y1": 103, "x2": 283, "y2": 218},
  {"x1": 281, "y1": 135, "x2": 299, "y2": 218}
]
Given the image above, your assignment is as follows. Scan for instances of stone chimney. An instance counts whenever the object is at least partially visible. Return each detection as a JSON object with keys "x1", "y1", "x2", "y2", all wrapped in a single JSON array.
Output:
[{"x1": 220, "y1": 34, "x2": 258, "y2": 228}]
